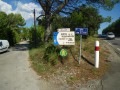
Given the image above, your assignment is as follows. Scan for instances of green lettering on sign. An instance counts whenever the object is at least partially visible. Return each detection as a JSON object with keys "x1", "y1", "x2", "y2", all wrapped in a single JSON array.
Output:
[{"x1": 60, "y1": 49, "x2": 67, "y2": 57}]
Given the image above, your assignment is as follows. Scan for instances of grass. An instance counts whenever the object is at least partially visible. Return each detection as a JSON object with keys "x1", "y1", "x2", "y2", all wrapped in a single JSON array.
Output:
[
  {"x1": 29, "y1": 46, "x2": 50, "y2": 74},
  {"x1": 29, "y1": 36, "x2": 111, "y2": 85},
  {"x1": 66, "y1": 76, "x2": 79, "y2": 85}
]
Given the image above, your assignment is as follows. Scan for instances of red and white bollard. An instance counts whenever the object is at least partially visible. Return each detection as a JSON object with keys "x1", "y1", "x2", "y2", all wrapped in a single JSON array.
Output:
[{"x1": 95, "y1": 41, "x2": 99, "y2": 68}]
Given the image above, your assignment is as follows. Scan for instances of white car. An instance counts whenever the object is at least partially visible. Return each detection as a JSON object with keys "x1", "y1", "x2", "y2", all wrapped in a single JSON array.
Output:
[
  {"x1": 106, "y1": 32, "x2": 115, "y2": 40},
  {"x1": 0, "y1": 40, "x2": 10, "y2": 53}
]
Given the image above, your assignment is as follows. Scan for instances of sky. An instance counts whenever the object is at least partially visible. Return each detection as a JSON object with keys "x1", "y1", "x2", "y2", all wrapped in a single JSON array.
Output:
[
  {"x1": 0, "y1": 0, "x2": 120, "y2": 34},
  {"x1": 98, "y1": 3, "x2": 120, "y2": 34},
  {"x1": 0, "y1": 0, "x2": 42, "y2": 27}
]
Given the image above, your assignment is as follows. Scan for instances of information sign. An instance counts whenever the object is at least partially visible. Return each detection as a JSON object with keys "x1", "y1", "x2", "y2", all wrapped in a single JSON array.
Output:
[
  {"x1": 75, "y1": 28, "x2": 88, "y2": 35},
  {"x1": 53, "y1": 32, "x2": 75, "y2": 45},
  {"x1": 57, "y1": 28, "x2": 70, "y2": 32}
]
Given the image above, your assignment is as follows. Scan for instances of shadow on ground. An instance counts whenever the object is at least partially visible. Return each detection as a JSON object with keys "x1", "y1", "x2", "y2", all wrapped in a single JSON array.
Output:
[
  {"x1": 12, "y1": 42, "x2": 29, "y2": 51},
  {"x1": 69, "y1": 48, "x2": 94, "y2": 66},
  {"x1": 82, "y1": 55, "x2": 94, "y2": 66}
]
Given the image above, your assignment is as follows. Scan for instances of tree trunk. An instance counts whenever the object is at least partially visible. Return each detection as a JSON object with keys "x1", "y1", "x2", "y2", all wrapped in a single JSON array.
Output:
[{"x1": 44, "y1": 14, "x2": 52, "y2": 42}]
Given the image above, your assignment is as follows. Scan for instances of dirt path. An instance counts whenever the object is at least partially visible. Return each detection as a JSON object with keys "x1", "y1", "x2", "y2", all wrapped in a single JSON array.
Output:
[{"x1": 0, "y1": 41, "x2": 56, "y2": 90}]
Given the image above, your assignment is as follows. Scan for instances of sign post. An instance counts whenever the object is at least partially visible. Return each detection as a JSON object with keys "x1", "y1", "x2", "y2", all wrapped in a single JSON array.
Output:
[
  {"x1": 75, "y1": 28, "x2": 88, "y2": 64},
  {"x1": 79, "y1": 35, "x2": 82, "y2": 64}
]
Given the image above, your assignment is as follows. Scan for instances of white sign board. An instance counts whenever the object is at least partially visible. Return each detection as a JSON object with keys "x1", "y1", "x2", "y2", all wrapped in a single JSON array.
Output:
[
  {"x1": 57, "y1": 28, "x2": 70, "y2": 32},
  {"x1": 53, "y1": 31, "x2": 75, "y2": 45}
]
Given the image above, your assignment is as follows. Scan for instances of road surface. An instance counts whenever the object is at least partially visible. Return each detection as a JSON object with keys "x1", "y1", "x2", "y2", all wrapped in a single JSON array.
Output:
[
  {"x1": 97, "y1": 37, "x2": 120, "y2": 90},
  {"x1": 106, "y1": 38, "x2": 120, "y2": 56}
]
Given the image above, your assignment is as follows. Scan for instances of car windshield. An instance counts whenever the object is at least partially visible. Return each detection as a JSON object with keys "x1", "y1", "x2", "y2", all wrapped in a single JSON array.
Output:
[
  {"x1": 107, "y1": 32, "x2": 114, "y2": 35},
  {"x1": 108, "y1": 33, "x2": 114, "y2": 35}
]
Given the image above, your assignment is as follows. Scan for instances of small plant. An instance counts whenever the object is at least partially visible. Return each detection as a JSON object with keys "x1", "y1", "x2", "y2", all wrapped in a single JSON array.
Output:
[{"x1": 43, "y1": 44, "x2": 59, "y2": 66}]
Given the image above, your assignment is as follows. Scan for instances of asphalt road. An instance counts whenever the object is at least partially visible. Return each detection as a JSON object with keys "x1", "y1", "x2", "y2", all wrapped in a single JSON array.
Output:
[
  {"x1": 106, "y1": 38, "x2": 120, "y2": 56},
  {"x1": 97, "y1": 37, "x2": 120, "y2": 90}
]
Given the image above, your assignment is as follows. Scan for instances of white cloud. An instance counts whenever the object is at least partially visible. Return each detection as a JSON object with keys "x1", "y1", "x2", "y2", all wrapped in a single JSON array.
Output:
[
  {"x1": 14, "y1": 2, "x2": 42, "y2": 20},
  {"x1": 0, "y1": 0, "x2": 12, "y2": 14},
  {"x1": 0, "y1": 0, "x2": 42, "y2": 21}
]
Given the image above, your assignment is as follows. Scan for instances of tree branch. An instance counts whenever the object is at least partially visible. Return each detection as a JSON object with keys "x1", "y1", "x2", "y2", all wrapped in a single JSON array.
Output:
[
  {"x1": 38, "y1": 0, "x2": 46, "y2": 11},
  {"x1": 54, "y1": 0, "x2": 69, "y2": 14}
]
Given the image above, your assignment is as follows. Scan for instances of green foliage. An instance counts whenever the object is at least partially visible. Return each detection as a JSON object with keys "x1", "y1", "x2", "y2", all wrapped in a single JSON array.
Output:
[
  {"x1": 7, "y1": 13, "x2": 25, "y2": 28},
  {"x1": 13, "y1": 30, "x2": 21, "y2": 43},
  {"x1": 51, "y1": 6, "x2": 107, "y2": 36},
  {"x1": 0, "y1": 11, "x2": 26, "y2": 45},
  {"x1": 29, "y1": 25, "x2": 45, "y2": 47},
  {"x1": 87, "y1": 0, "x2": 119, "y2": 10},
  {"x1": 29, "y1": 44, "x2": 59, "y2": 74},
  {"x1": 0, "y1": 12, "x2": 8, "y2": 39},
  {"x1": 102, "y1": 16, "x2": 111, "y2": 23},
  {"x1": 76, "y1": 6, "x2": 103, "y2": 36},
  {"x1": 83, "y1": 37, "x2": 97, "y2": 54},
  {"x1": 43, "y1": 44, "x2": 59, "y2": 65},
  {"x1": 102, "y1": 18, "x2": 120, "y2": 36},
  {"x1": 29, "y1": 36, "x2": 111, "y2": 82},
  {"x1": 70, "y1": 12, "x2": 83, "y2": 29},
  {"x1": 20, "y1": 28, "x2": 30, "y2": 40},
  {"x1": 29, "y1": 47, "x2": 50, "y2": 73},
  {"x1": 36, "y1": 0, "x2": 120, "y2": 41},
  {"x1": 37, "y1": 26, "x2": 44, "y2": 42},
  {"x1": 51, "y1": 15, "x2": 67, "y2": 31}
]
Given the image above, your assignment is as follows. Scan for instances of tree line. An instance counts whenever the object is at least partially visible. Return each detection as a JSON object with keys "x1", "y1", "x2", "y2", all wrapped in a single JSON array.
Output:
[
  {"x1": 35, "y1": 0, "x2": 120, "y2": 42},
  {"x1": 102, "y1": 18, "x2": 120, "y2": 36},
  {"x1": 0, "y1": 11, "x2": 27, "y2": 45},
  {"x1": 1, "y1": 0, "x2": 120, "y2": 46},
  {"x1": 37, "y1": 5, "x2": 111, "y2": 40}
]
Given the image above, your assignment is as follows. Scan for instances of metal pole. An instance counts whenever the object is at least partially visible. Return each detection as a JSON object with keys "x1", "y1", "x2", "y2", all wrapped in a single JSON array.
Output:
[{"x1": 79, "y1": 35, "x2": 82, "y2": 64}]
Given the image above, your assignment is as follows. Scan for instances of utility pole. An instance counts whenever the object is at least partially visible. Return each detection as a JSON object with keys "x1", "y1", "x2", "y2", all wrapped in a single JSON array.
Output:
[{"x1": 33, "y1": 9, "x2": 37, "y2": 47}]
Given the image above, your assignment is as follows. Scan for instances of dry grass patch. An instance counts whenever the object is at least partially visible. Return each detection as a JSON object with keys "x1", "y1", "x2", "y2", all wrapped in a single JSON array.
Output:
[{"x1": 29, "y1": 37, "x2": 111, "y2": 86}]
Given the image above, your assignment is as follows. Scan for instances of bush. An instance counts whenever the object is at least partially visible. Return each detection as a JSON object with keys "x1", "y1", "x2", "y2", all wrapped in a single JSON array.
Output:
[
  {"x1": 43, "y1": 44, "x2": 59, "y2": 65},
  {"x1": 29, "y1": 26, "x2": 45, "y2": 47}
]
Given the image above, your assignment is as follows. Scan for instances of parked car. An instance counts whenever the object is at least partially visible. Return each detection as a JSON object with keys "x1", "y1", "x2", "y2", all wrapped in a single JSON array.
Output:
[
  {"x1": 0, "y1": 40, "x2": 10, "y2": 53},
  {"x1": 106, "y1": 32, "x2": 115, "y2": 40}
]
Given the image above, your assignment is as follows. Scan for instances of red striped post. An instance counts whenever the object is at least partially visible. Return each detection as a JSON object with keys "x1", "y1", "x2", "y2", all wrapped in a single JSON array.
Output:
[{"x1": 95, "y1": 41, "x2": 99, "y2": 68}]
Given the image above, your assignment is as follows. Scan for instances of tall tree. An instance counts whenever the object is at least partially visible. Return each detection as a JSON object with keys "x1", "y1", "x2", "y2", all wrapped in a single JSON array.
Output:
[
  {"x1": 0, "y1": 12, "x2": 8, "y2": 39},
  {"x1": 102, "y1": 18, "x2": 120, "y2": 36},
  {"x1": 71, "y1": 5, "x2": 111, "y2": 35},
  {"x1": 36, "y1": 0, "x2": 119, "y2": 42},
  {"x1": 0, "y1": 12, "x2": 25, "y2": 45},
  {"x1": 51, "y1": 6, "x2": 111, "y2": 36},
  {"x1": 7, "y1": 13, "x2": 25, "y2": 45}
]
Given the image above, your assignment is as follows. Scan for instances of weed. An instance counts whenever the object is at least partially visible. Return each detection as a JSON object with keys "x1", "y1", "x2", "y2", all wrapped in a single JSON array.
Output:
[{"x1": 32, "y1": 62, "x2": 50, "y2": 74}]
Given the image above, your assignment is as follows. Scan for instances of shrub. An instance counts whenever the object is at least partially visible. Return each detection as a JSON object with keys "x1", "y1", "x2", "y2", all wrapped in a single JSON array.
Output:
[{"x1": 43, "y1": 44, "x2": 59, "y2": 65}]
